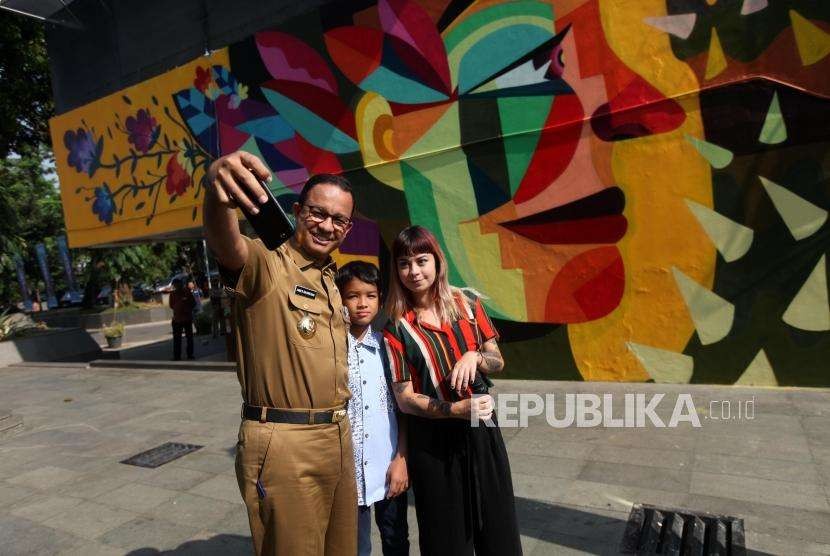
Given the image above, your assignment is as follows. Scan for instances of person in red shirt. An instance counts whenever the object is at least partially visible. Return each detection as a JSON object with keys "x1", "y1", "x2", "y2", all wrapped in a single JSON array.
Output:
[{"x1": 169, "y1": 277, "x2": 196, "y2": 360}]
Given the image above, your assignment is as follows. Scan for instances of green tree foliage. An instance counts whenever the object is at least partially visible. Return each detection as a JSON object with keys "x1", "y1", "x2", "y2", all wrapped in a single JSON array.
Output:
[
  {"x1": 0, "y1": 16, "x2": 206, "y2": 310},
  {"x1": 0, "y1": 16, "x2": 54, "y2": 157},
  {"x1": 0, "y1": 145, "x2": 65, "y2": 306},
  {"x1": 0, "y1": 147, "x2": 206, "y2": 309}
]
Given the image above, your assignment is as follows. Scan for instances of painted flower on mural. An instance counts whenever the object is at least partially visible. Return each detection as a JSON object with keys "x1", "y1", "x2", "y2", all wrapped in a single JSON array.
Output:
[
  {"x1": 64, "y1": 128, "x2": 102, "y2": 176},
  {"x1": 91, "y1": 184, "x2": 115, "y2": 224},
  {"x1": 165, "y1": 156, "x2": 191, "y2": 197},
  {"x1": 68, "y1": 63, "x2": 252, "y2": 227},
  {"x1": 194, "y1": 66, "x2": 212, "y2": 92},
  {"x1": 124, "y1": 109, "x2": 161, "y2": 153},
  {"x1": 229, "y1": 82, "x2": 248, "y2": 109}
]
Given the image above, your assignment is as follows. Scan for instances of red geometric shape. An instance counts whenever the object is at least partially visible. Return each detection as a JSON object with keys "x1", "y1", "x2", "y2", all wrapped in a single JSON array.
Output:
[
  {"x1": 513, "y1": 94, "x2": 583, "y2": 204},
  {"x1": 325, "y1": 26, "x2": 384, "y2": 85},
  {"x1": 218, "y1": 122, "x2": 249, "y2": 154},
  {"x1": 502, "y1": 214, "x2": 627, "y2": 245},
  {"x1": 545, "y1": 246, "x2": 625, "y2": 323},
  {"x1": 261, "y1": 80, "x2": 357, "y2": 141},
  {"x1": 294, "y1": 134, "x2": 343, "y2": 176},
  {"x1": 378, "y1": 0, "x2": 451, "y2": 94},
  {"x1": 385, "y1": 34, "x2": 451, "y2": 96},
  {"x1": 255, "y1": 31, "x2": 339, "y2": 94},
  {"x1": 591, "y1": 74, "x2": 686, "y2": 141}
]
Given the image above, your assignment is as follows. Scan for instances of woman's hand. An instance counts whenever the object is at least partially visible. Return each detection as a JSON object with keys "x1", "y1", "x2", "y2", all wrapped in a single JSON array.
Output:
[
  {"x1": 386, "y1": 454, "x2": 409, "y2": 498},
  {"x1": 449, "y1": 351, "x2": 480, "y2": 396},
  {"x1": 455, "y1": 394, "x2": 494, "y2": 421}
]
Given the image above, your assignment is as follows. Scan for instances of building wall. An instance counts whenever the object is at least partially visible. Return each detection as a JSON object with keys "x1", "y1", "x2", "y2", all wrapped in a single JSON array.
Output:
[{"x1": 49, "y1": 0, "x2": 830, "y2": 385}]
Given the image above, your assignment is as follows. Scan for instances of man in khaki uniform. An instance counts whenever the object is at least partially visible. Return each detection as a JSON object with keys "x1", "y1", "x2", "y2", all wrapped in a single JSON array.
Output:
[{"x1": 203, "y1": 150, "x2": 356, "y2": 556}]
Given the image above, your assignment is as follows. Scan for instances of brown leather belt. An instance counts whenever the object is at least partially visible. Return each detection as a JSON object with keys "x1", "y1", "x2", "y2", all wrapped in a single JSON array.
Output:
[{"x1": 242, "y1": 403, "x2": 347, "y2": 425}]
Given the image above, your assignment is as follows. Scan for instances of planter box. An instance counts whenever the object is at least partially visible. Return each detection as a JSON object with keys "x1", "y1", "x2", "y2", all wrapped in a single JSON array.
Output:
[{"x1": 0, "y1": 328, "x2": 102, "y2": 366}]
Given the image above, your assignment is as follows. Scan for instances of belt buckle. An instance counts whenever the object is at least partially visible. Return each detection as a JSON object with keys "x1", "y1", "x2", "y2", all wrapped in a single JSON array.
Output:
[{"x1": 332, "y1": 409, "x2": 347, "y2": 423}]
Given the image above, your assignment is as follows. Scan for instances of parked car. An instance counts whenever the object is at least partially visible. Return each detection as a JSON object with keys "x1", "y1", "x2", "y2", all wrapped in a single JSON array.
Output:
[
  {"x1": 132, "y1": 283, "x2": 155, "y2": 301},
  {"x1": 154, "y1": 273, "x2": 190, "y2": 294},
  {"x1": 96, "y1": 285, "x2": 113, "y2": 306},
  {"x1": 59, "y1": 290, "x2": 83, "y2": 307}
]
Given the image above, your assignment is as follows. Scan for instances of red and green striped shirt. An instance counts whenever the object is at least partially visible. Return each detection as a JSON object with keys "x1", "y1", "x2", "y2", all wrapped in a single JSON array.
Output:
[{"x1": 383, "y1": 291, "x2": 499, "y2": 401}]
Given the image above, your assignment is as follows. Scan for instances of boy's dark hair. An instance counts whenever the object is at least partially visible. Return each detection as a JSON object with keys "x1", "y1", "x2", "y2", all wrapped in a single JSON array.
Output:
[
  {"x1": 335, "y1": 260, "x2": 381, "y2": 293},
  {"x1": 298, "y1": 173, "x2": 355, "y2": 214}
]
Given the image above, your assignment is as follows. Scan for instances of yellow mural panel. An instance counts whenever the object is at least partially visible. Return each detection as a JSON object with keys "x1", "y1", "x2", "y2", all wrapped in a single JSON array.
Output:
[{"x1": 50, "y1": 49, "x2": 231, "y2": 247}]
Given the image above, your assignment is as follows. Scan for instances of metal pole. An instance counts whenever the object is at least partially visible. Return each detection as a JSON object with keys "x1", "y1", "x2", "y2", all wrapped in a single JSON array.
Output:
[{"x1": 202, "y1": 239, "x2": 211, "y2": 281}]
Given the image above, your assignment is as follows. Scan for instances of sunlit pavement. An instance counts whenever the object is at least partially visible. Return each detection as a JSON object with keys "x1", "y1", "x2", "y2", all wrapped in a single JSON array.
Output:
[{"x1": 1, "y1": 364, "x2": 829, "y2": 555}]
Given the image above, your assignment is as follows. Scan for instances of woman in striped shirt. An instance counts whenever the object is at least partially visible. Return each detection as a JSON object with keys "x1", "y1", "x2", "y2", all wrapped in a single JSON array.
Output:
[{"x1": 383, "y1": 225, "x2": 522, "y2": 556}]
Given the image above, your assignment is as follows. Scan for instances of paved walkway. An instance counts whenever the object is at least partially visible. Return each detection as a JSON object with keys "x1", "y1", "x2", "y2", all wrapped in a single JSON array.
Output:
[{"x1": 0, "y1": 363, "x2": 829, "y2": 554}]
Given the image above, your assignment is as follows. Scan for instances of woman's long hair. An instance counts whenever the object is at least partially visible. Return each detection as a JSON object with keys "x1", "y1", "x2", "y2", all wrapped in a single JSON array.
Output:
[{"x1": 386, "y1": 226, "x2": 463, "y2": 324}]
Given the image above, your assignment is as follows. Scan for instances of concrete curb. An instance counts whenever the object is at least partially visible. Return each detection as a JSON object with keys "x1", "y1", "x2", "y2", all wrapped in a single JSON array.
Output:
[
  {"x1": 0, "y1": 328, "x2": 102, "y2": 367},
  {"x1": 88, "y1": 359, "x2": 235, "y2": 372},
  {"x1": 35, "y1": 305, "x2": 175, "y2": 330}
]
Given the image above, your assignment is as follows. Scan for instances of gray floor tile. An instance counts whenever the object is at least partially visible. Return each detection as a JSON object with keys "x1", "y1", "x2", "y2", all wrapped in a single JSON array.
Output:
[
  {"x1": 7, "y1": 465, "x2": 84, "y2": 490},
  {"x1": 587, "y1": 444, "x2": 693, "y2": 470},
  {"x1": 138, "y1": 465, "x2": 216, "y2": 491},
  {"x1": 694, "y1": 451, "x2": 823, "y2": 485},
  {"x1": 578, "y1": 461, "x2": 692, "y2": 493},
  {"x1": 10, "y1": 494, "x2": 85, "y2": 523},
  {"x1": 41, "y1": 500, "x2": 137, "y2": 540},
  {"x1": 690, "y1": 471, "x2": 830, "y2": 512},
  {"x1": 97, "y1": 515, "x2": 200, "y2": 551},
  {"x1": 187, "y1": 473, "x2": 244, "y2": 505},
  {"x1": 149, "y1": 492, "x2": 238, "y2": 530},
  {"x1": 96, "y1": 482, "x2": 178, "y2": 512}
]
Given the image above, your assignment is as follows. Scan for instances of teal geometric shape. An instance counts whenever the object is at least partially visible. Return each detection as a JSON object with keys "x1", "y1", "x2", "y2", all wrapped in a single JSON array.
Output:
[
  {"x1": 236, "y1": 116, "x2": 294, "y2": 144},
  {"x1": 458, "y1": 25, "x2": 552, "y2": 95},
  {"x1": 261, "y1": 88, "x2": 358, "y2": 154},
  {"x1": 360, "y1": 66, "x2": 449, "y2": 104}
]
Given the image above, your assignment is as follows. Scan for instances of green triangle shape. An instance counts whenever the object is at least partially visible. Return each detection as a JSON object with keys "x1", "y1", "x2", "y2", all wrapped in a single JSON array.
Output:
[
  {"x1": 685, "y1": 134, "x2": 733, "y2": 169},
  {"x1": 783, "y1": 255, "x2": 830, "y2": 331},
  {"x1": 759, "y1": 176, "x2": 828, "y2": 240},
  {"x1": 759, "y1": 92, "x2": 787, "y2": 145},
  {"x1": 671, "y1": 267, "x2": 735, "y2": 345},
  {"x1": 627, "y1": 342, "x2": 694, "y2": 383},
  {"x1": 735, "y1": 349, "x2": 778, "y2": 386}
]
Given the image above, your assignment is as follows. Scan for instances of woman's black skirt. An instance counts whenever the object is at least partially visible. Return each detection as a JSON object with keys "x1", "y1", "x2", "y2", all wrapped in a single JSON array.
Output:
[{"x1": 407, "y1": 413, "x2": 522, "y2": 556}]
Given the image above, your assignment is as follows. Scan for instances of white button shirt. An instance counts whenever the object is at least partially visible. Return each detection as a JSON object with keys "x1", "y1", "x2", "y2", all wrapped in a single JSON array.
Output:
[{"x1": 347, "y1": 325, "x2": 398, "y2": 506}]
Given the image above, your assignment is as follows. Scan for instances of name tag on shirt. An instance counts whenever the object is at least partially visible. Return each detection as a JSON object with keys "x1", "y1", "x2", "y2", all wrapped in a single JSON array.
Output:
[{"x1": 294, "y1": 285, "x2": 317, "y2": 300}]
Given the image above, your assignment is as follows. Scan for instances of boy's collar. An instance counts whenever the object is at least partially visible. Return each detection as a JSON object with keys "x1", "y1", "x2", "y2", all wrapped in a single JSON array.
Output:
[{"x1": 349, "y1": 324, "x2": 379, "y2": 349}]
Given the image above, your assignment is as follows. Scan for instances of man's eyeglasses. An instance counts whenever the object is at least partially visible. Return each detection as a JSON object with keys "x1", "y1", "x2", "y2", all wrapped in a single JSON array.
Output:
[{"x1": 302, "y1": 204, "x2": 352, "y2": 231}]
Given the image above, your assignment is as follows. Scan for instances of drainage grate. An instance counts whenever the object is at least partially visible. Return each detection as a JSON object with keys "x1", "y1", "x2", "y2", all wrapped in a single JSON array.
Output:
[
  {"x1": 120, "y1": 442, "x2": 203, "y2": 468},
  {"x1": 620, "y1": 504, "x2": 746, "y2": 555}
]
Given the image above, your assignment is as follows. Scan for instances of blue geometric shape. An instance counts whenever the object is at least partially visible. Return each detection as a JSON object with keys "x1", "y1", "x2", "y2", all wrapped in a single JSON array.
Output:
[
  {"x1": 260, "y1": 88, "x2": 359, "y2": 154},
  {"x1": 237, "y1": 116, "x2": 294, "y2": 143}
]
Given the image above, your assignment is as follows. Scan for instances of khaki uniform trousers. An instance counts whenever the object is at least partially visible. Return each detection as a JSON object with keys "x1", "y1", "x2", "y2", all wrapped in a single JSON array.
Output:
[{"x1": 235, "y1": 416, "x2": 357, "y2": 555}]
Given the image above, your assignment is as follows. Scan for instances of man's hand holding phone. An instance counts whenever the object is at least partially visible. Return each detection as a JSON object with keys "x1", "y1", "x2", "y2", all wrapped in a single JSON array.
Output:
[
  {"x1": 205, "y1": 151, "x2": 294, "y2": 252},
  {"x1": 206, "y1": 151, "x2": 272, "y2": 214}
]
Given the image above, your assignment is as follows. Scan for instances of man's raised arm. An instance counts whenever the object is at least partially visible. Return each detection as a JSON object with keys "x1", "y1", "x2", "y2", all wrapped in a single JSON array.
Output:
[{"x1": 202, "y1": 151, "x2": 272, "y2": 271}]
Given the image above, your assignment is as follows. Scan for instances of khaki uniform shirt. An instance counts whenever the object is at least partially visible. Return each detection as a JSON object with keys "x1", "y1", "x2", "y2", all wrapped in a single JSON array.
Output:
[{"x1": 227, "y1": 235, "x2": 350, "y2": 410}]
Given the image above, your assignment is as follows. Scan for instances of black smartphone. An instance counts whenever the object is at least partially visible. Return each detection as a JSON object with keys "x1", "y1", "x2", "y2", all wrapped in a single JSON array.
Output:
[{"x1": 239, "y1": 179, "x2": 295, "y2": 250}]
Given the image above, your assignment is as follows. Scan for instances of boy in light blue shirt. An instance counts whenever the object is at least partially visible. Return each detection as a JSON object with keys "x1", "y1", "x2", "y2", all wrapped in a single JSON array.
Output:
[{"x1": 336, "y1": 261, "x2": 409, "y2": 556}]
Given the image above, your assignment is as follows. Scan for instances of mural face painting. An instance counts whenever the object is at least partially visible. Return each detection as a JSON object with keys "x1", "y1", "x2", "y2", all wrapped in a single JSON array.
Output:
[{"x1": 49, "y1": 0, "x2": 830, "y2": 385}]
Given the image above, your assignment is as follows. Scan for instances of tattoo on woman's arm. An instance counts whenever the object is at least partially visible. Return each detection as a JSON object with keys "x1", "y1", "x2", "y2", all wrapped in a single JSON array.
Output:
[
  {"x1": 417, "y1": 394, "x2": 451, "y2": 417},
  {"x1": 480, "y1": 351, "x2": 504, "y2": 372}
]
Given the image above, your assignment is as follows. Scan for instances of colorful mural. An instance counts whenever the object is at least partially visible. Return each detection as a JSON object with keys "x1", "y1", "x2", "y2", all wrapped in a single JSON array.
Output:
[{"x1": 49, "y1": 0, "x2": 830, "y2": 385}]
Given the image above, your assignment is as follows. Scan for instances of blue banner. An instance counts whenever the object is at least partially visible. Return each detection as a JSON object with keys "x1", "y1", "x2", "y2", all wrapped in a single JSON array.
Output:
[
  {"x1": 35, "y1": 243, "x2": 58, "y2": 310},
  {"x1": 56, "y1": 235, "x2": 82, "y2": 303},
  {"x1": 13, "y1": 255, "x2": 33, "y2": 311}
]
